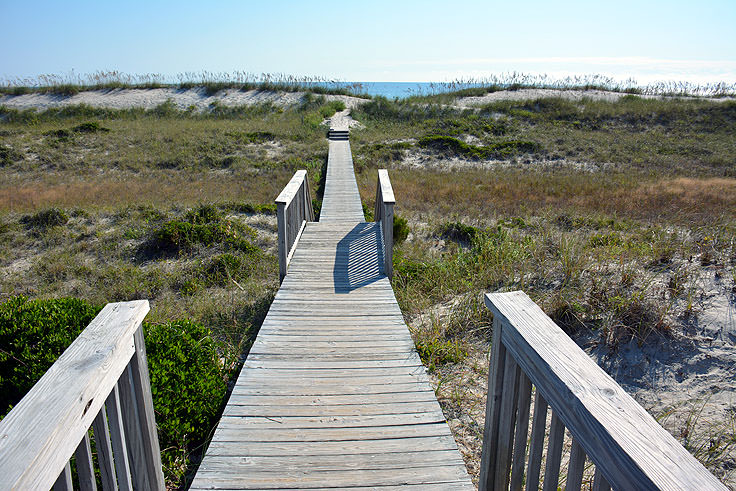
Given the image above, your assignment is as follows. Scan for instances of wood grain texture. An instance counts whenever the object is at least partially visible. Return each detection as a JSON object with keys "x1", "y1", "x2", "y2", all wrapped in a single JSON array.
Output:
[
  {"x1": 92, "y1": 405, "x2": 117, "y2": 491},
  {"x1": 486, "y1": 290, "x2": 726, "y2": 490},
  {"x1": 0, "y1": 301, "x2": 148, "y2": 491},
  {"x1": 190, "y1": 131, "x2": 472, "y2": 489},
  {"x1": 75, "y1": 432, "x2": 97, "y2": 491}
]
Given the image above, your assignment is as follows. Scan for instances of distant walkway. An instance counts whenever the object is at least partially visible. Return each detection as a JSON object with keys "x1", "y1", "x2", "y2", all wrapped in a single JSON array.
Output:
[{"x1": 190, "y1": 127, "x2": 473, "y2": 489}]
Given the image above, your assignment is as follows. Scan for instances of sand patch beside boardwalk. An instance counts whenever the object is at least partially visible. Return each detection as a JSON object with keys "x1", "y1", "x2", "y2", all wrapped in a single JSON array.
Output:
[{"x1": 0, "y1": 87, "x2": 367, "y2": 112}]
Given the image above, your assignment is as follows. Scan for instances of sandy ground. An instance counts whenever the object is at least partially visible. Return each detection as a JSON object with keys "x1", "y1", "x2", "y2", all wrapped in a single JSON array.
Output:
[
  {"x1": 328, "y1": 109, "x2": 364, "y2": 131},
  {"x1": 453, "y1": 88, "x2": 734, "y2": 109},
  {"x1": 0, "y1": 87, "x2": 367, "y2": 111}
]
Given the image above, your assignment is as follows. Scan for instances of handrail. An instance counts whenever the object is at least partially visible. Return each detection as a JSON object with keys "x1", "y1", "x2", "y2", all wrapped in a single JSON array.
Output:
[
  {"x1": 276, "y1": 169, "x2": 315, "y2": 282},
  {"x1": 480, "y1": 291, "x2": 726, "y2": 491},
  {"x1": 374, "y1": 169, "x2": 395, "y2": 279},
  {"x1": 0, "y1": 300, "x2": 165, "y2": 491}
]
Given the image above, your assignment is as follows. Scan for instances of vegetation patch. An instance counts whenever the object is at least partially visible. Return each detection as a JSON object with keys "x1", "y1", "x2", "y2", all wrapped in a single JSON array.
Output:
[
  {"x1": 148, "y1": 204, "x2": 259, "y2": 255},
  {"x1": 20, "y1": 207, "x2": 69, "y2": 229},
  {"x1": 417, "y1": 135, "x2": 539, "y2": 160}
]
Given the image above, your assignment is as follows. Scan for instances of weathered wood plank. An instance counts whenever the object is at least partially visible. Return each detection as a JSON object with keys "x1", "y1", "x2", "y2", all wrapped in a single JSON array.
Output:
[
  {"x1": 525, "y1": 391, "x2": 548, "y2": 491},
  {"x1": 52, "y1": 462, "x2": 72, "y2": 491},
  {"x1": 74, "y1": 432, "x2": 97, "y2": 491},
  {"x1": 91, "y1": 405, "x2": 118, "y2": 491}
]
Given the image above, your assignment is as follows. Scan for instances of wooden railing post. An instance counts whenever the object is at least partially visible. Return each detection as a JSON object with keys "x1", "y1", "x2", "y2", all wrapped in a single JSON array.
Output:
[
  {"x1": 277, "y1": 201, "x2": 288, "y2": 281},
  {"x1": 375, "y1": 169, "x2": 395, "y2": 279},
  {"x1": 276, "y1": 170, "x2": 314, "y2": 282}
]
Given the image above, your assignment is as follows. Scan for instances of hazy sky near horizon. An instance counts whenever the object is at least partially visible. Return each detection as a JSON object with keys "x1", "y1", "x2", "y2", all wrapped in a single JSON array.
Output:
[{"x1": 1, "y1": 0, "x2": 735, "y2": 84}]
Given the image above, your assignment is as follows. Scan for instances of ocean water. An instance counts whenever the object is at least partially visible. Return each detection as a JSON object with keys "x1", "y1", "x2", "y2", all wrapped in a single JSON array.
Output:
[{"x1": 350, "y1": 82, "x2": 438, "y2": 99}]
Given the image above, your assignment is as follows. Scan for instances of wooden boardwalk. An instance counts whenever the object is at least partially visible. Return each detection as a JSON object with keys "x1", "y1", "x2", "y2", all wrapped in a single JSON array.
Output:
[{"x1": 190, "y1": 128, "x2": 473, "y2": 490}]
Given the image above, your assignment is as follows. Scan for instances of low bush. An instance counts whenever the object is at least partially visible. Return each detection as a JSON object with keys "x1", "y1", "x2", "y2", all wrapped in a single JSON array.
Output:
[
  {"x1": 149, "y1": 204, "x2": 259, "y2": 255},
  {"x1": 21, "y1": 208, "x2": 69, "y2": 229},
  {"x1": 0, "y1": 296, "x2": 101, "y2": 417},
  {"x1": 438, "y1": 221, "x2": 479, "y2": 244},
  {"x1": 393, "y1": 215, "x2": 409, "y2": 244}
]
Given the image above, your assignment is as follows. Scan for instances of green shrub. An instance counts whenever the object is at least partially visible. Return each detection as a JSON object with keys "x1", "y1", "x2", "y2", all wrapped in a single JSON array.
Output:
[
  {"x1": 72, "y1": 121, "x2": 110, "y2": 133},
  {"x1": 393, "y1": 215, "x2": 409, "y2": 244},
  {"x1": 145, "y1": 319, "x2": 234, "y2": 481},
  {"x1": 21, "y1": 208, "x2": 69, "y2": 229},
  {"x1": 150, "y1": 206, "x2": 259, "y2": 255},
  {"x1": 0, "y1": 297, "x2": 101, "y2": 418},
  {"x1": 438, "y1": 221, "x2": 479, "y2": 244},
  {"x1": 205, "y1": 253, "x2": 244, "y2": 285}
]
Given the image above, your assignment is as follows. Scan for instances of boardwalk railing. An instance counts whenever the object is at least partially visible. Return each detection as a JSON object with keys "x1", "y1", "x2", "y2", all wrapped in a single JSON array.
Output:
[
  {"x1": 0, "y1": 300, "x2": 165, "y2": 491},
  {"x1": 276, "y1": 169, "x2": 315, "y2": 281},
  {"x1": 480, "y1": 290, "x2": 726, "y2": 491},
  {"x1": 374, "y1": 169, "x2": 395, "y2": 279}
]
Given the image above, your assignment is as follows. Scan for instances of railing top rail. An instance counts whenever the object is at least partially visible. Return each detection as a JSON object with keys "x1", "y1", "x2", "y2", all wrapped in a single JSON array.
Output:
[
  {"x1": 0, "y1": 300, "x2": 150, "y2": 490},
  {"x1": 275, "y1": 169, "x2": 308, "y2": 205},
  {"x1": 377, "y1": 169, "x2": 395, "y2": 204},
  {"x1": 484, "y1": 291, "x2": 726, "y2": 491}
]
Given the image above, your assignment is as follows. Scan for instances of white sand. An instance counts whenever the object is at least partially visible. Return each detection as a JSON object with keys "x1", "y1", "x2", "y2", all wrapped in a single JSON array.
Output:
[
  {"x1": 453, "y1": 88, "x2": 733, "y2": 108},
  {"x1": 0, "y1": 87, "x2": 367, "y2": 112}
]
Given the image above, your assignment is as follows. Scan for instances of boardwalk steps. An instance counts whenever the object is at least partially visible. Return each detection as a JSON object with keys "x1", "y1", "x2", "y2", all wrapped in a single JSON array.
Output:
[{"x1": 190, "y1": 128, "x2": 474, "y2": 489}]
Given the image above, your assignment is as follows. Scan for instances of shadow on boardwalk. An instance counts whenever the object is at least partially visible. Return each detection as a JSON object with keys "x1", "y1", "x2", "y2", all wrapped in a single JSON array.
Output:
[{"x1": 333, "y1": 222, "x2": 385, "y2": 293}]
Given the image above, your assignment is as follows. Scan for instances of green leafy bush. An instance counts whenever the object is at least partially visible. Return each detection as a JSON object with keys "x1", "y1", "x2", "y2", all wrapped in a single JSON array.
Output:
[
  {"x1": 0, "y1": 296, "x2": 101, "y2": 417},
  {"x1": 72, "y1": 121, "x2": 110, "y2": 133},
  {"x1": 438, "y1": 221, "x2": 479, "y2": 244},
  {"x1": 0, "y1": 143, "x2": 23, "y2": 166},
  {"x1": 145, "y1": 319, "x2": 234, "y2": 480}
]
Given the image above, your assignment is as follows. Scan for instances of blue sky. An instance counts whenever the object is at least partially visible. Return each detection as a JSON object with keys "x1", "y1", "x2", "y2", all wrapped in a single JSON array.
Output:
[{"x1": 1, "y1": 0, "x2": 735, "y2": 83}]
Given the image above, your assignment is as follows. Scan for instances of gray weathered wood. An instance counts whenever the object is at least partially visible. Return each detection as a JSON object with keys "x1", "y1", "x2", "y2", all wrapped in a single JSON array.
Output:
[
  {"x1": 493, "y1": 352, "x2": 521, "y2": 491},
  {"x1": 276, "y1": 169, "x2": 314, "y2": 281},
  {"x1": 592, "y1": 467, "x2": 611, "y2": 491},
  {"x1": 485, "y1": 291, "x2": 726, "y2": 490},
  {"x1": 479, "y1": 316, "x2": 506, "y2": 491},
  {"x1": 52, "y1": 462, "x2": 73, "y2": 491},
  {"x1": 542, "y1": 412, "x2": 565, "y2": 491},
  {"x1": 510, "y1": 372, "x2": 533, "y2": 491},
  {"x1": 75, "y1": 431, "x2": 97, "y2": 491},
  {"x1": 375, "y1": 169, "x2": 395, "y2": 279},
  {"x1": 92, "y1": 404, "x2": 118, "y2": 491},
  {"x1": 525, "y1": 391, "x2": 548, "y2": 491},
  {"x1": 127, "y1": 325, "x2": 166, "y2": 491},
  {"x1": 0, "y1": 301, "x2": 149, "y2": 491},
  {"x1": 107, "y1": 384, "x2": 133, "y2": 491},
  {"x1": 566, "y1": 437, "x2": 586, "y2": 491}
]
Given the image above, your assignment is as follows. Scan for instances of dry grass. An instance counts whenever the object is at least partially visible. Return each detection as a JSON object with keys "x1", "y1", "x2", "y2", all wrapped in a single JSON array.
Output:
[
  {"x1": 0, "y1": 173, "x2": 289, "y2": 212},
  {"x1": 359, "y1": 169, "x2": 736, "y2": 225}
]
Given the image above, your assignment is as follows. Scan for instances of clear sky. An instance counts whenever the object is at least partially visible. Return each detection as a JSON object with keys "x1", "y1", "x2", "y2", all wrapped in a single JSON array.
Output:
[{"x1": 1, "y1": 0, "x2": 735, "y2": 84}]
